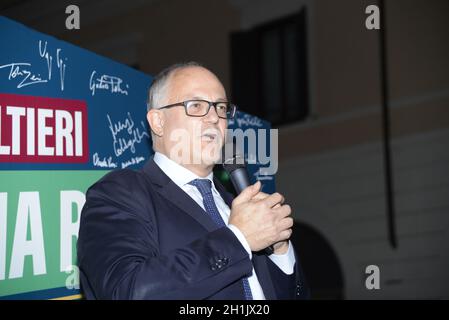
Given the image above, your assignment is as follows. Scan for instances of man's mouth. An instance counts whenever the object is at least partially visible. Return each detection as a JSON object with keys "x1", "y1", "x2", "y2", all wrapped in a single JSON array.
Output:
[{"x1": 201, "y1": 133, "x2": 217, "y2": 141}]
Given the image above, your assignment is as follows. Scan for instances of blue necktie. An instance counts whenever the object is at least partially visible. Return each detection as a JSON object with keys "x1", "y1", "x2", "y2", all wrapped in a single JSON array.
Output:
[{"x1": 189, "y1": 178, "x2": 253, "y2": 300}]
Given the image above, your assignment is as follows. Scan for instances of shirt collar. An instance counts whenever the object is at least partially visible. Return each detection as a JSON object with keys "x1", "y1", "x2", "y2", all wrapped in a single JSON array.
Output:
[{"x1": 153, "y1": 152, "x2": 214, "y2": 189}]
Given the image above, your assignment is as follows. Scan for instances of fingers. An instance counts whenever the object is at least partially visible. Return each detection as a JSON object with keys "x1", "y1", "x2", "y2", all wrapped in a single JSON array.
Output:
[
  {"x1": 248, "y1": 187, "x2": 285, "y2": 209},
  {"x1": 274, "y1": 207, "x2": 293, "y2": 242},
  {"x1": 252, "y1": 191, "x2": 281, "y2": 208},
  {"x1": 278, "y1": 228, "x2": 293, "y2": 242},
  {"x1": 273, "y1": 204, "x2": 292, "y2": 219},
  {"x1": 278, "y1": 216, "x2": 294, "y2": 230},
  {"x1": 233, "y1": 181, "x2": 261, "y2": 205},
  {"x1": 261, "y1": 192, "x2": 285, "y2": 208},
  {"x1": 251, "y1": 191, "x2": 269, "y2": 201}
]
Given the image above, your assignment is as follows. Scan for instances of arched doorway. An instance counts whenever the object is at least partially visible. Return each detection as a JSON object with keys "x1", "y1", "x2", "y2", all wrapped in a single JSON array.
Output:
[{"x1": 291, "y1": 221, "x2": 345, "y2": 299}]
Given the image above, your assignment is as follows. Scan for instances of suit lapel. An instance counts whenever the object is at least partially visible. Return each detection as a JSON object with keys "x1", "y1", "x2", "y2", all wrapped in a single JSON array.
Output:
[{"x1": 142, "y1": 159, "x2": 218, "y2": 232}]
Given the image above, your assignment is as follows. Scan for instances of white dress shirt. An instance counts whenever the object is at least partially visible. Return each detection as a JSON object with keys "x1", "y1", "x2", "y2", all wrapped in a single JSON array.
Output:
[{"x1": 153, "y1": 152, "x2": 296, "y2": 300}]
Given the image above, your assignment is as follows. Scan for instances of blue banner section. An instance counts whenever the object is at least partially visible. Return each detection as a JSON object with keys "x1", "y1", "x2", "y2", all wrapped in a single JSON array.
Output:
[
  {"x1": 228, "y1": 112, "x2": 276, "y2": 194},
  {"x1": 0, "y1": 16, "x2": 153, "y2": 170}
]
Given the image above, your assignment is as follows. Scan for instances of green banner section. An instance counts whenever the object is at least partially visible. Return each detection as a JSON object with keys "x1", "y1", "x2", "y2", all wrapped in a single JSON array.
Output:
[{"x1": 0, "y1": 170, "x2": 109, "y2": 297}]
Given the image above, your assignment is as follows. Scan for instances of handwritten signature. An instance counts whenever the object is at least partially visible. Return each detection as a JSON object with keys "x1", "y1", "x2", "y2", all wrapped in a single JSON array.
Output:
[
  {"x1": 92, "y1": 152, "x2": 118, "y2": 168},
  {"x1": 0, "y1": 40, "x2": 66, "y2": 90},
  {"x1": 38, "y1": 40, "x2": 66, "y2": 91},
  {"x1": 89, "y1": 71, "x2": 129, "y2": 96},
  {"x1": 229, "y1": 113, "x2": 263, "y2": 128},
  {"x1": 107, "y1": 112, "x2": 149, "y2": 157},
  {"x1": 0, "y1": 62, "x2": 47, "y2": 88},
  {"x1": 121, "y1": 156, "x2": 146, "y2": 169}
]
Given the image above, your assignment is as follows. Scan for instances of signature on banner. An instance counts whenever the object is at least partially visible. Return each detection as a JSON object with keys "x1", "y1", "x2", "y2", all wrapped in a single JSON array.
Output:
[
  {"x1": 0, "y1": 40, "x2": 66, "y2": 90},
  {"x1": 89, "y1": 71, "x2": 129, "y2": 96},
  {"x1": 92, "y1": 152, "x2": 146, "y2": 169},
  {"x1": 228, "y1": 113, "x2": 264, "y2": 128},
  {"x1": 107, "y1": 112, "x2": 149, "y2": 157},
  {"x1": 92, "y1": 152, "x2": 118, "y2": 169}
]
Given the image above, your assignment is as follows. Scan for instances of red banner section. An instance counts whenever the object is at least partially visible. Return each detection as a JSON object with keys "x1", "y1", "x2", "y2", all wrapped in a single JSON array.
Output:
[{"x1": 0, "y1": 93, "x2": 88, "y2": 163}]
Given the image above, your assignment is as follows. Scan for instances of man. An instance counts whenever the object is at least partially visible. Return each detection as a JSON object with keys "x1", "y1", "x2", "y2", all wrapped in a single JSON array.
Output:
[{"x1": 77, "y1": 62, "x2": 309, "y2": 299}]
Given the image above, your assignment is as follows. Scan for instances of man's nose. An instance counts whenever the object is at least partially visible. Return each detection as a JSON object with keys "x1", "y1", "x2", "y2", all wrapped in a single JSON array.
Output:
[{"x1": 203, "y1": 105, "x2": 219, "y2": 123}]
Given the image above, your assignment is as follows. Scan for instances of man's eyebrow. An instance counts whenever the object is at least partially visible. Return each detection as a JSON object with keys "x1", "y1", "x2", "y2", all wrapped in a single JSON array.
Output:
[{"x1": 189, "y1": 96, "x2": 228, "y2": 102}]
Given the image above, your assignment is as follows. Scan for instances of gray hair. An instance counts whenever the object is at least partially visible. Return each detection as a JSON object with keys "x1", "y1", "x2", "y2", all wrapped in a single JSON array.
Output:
[{"x1": 146, "y1": 61, "x2": 203, "y2": 111}]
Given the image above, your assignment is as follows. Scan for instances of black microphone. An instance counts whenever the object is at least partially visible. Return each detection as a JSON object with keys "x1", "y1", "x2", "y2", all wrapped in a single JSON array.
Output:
[
  {"x1": 222, "y1": 153, "x2": 250, "y2": 194},
  {"x1": 222, "y1": 146, "x2": 274, "y2": 255}
]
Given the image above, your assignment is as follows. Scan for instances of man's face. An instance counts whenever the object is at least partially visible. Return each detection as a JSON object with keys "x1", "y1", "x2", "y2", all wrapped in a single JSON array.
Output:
[{"x1": 158, "y1": 67, "x2": 228, "y2": 167}]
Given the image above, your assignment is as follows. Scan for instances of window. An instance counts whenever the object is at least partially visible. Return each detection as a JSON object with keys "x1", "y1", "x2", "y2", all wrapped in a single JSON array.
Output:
[{"x1": 231, "y1": 9, "x2": 309, "y2": 127}]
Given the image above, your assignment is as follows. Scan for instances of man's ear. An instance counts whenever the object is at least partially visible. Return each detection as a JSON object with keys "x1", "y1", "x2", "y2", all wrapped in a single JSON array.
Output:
[{"x1": 147, "y1": 109, "x2": 164, "y2": 137}]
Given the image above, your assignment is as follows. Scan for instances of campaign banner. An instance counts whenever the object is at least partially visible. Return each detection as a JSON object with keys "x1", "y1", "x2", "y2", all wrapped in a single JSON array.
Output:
[
  {"x1": 0, "y1": 16, "x2": 152, "y2": 299},
  {"x1": 0, "y1": 16, "x2": 275, "y2": 299}
]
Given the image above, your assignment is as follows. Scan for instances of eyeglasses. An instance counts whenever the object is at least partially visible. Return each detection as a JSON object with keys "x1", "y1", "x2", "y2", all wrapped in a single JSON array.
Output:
[{"x1": 158, "y1": 99, "x2": 237, "y2": 119}]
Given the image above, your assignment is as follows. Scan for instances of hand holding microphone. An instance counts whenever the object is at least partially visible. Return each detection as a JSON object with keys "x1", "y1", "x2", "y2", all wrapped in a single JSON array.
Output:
[
  {"x1": 249, "y1": 189, "x2": 291, "y2": 254},
  {"x1": 223, "y1": 146, "x2": 293, "y2": 254},
  {"x1": 228, "y1": 182, "x2": 293, "y2": 253}
]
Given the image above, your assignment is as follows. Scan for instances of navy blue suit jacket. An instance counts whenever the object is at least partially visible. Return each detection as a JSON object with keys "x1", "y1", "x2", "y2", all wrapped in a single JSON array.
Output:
[{"x1": 77, "y1": 159, "x2": 309, "y2": 299}]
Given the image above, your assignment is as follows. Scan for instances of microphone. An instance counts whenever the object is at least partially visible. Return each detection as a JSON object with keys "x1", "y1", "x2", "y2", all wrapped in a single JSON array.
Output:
[
  {"x1": 222, "y1": 153, "x2": 250, "y2": 194},
  {"x1": 222, "y1": 145, "x2": 274, "y2": 255}
]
